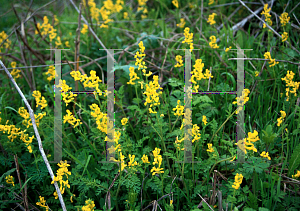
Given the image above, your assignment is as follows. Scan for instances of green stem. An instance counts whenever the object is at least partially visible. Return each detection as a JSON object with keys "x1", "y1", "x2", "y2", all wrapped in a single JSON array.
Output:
[{"x1": 209, "y1": 108, "x2": 238, "y2": 143}]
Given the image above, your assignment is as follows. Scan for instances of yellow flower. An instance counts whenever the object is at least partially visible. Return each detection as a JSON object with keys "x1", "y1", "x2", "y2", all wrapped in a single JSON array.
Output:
[
  {"x1": 173, "y1": 100, "x2": 184, "y2": 116},
  {"x1": 174, "y1": 55, "x2": 183, "y2": 67},
  {"x1": 225, "y1": 46, "x2": 232, "y2": 52},
  {"x1": 82, "y1": 199, "x2": 96, "y2": 211},
  {"x1": 277, "y1": 110, "x2": 286, "y2": 126},
  {"x1": 281, "y1": 32, "x2": 288, "y2": 42},
  {"x1": 172, "y1": 0, "x2": 178, "y2": 8},
  {"x1": 36, "y1": 196, "x2": 49, "y2": 211},
  {"x1": 292, "y1": 170, "x2": 300, "y2": 178},
  {"x1": 232, "y1": 88, "x2": 250, "y2": 114},
  {"x1": 170, "y1": 200, "x2": 173, "y2": 205},
  {"x1": 176, "y1": 18, "x2": 186, "y2": 28},
  {"x1": 208, "y1": 0, "x2": 214, "y2": 5},
  {"x1": 182, "y1": 27, "x2": 194, "y2": 52},
  {"x1": 280, "y1": 12, "x2": 290, "y2": 26},
  {"x1": 65, "y1": 41, "x2": 70, "y2": 48},
  {"x1": 81, "y1": 24, "x2": 88, "y2": 34},
  {"x1": 209, "y1": 35, "x2": 219, "y2": 48},
  {"x1": 207, "y1": 143, "x2": 214, "y2": 153},
  {"x1": 261, "y1": 4, "x2": 272, "y2": 29},
  {"x1": 260, "y1": 151, "x2": 271, "y2": 160},
  {"x1": 255, "y1": 71, "x2": 259, "y2": 77},
  {"x1": 232, "y1": 173, "x2": 243, "y2": 190},
  {"x1": 5, "y1": 175, "x2": 14, "y2": 186},
  {"x1": 45, "y1": 65, "x2": 56, "y2": 81},
  {"x1": 207, "y1": 13, "x2": 217, "y2": 25},
  {"x1": 281, "y1": 70, "x2": 300, "y2": 101},
  {"x1": 123, "y1": 12, "x2": 128, "y2": 19},
  {"x1": 127, "y1": 66, "x2": 140, "y2": 85},
  {"x1": 121, "y1": 117, "x2": 128, "y2": 126},
  {"x1": 160, "y1": 114, "x2": 164, "y2": 117},
  {"x1": 141, "y1": 154, "x2": 150, "y2": 164},
  {"x1": 63, "y1": 109, "x2": 82, "y2": 128},
  {"x1": 230, "y1": 156, "x2": 236, "y2": 162},
  {"x1": 202, "y1": 115, "x2": 207, "y2": 125}
]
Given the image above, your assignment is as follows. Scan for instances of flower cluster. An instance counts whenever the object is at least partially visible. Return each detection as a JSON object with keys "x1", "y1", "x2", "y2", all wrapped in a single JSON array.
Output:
[
  {"x1": 207, "y1": 143, "x2": 214, "y2": 153},
  {"x1": 121, "y1": 117, "x2": 128, "y2": 126},
  {"x1": 176, "y1": 18, "x2": 186, "y2": 28},
  {"x1": 207, "y1": 13, "x2": 217, "y2": 25},
  {"x1": 182, "y1": 27, "x2": 194, "y2": 52},
  {"x1": 5, "y1": 175, "x2": 14, "y2": 186},
  {"x1": 261, "y1": 4, "x2": 272, "y2": 29},
  {"x1": 141, "y1": 154, "x2": 150, "y2": 164},
  {"x1": 45, "y1": 65, "x2": 56, "y2": 81},
  {"x1": 172, "y1": 0, "x2": 178, "y2": 8},
  {"x1": 191, "y1": 124, "x2": 201, "y2": 143},
  {"x1": 174, "y1": 55, "x2": 183, "y2": 68},
  {"x1": 10, "y1": 62, "x2": 22, "y2": 80},
  {"x1": 236, "y1": 130, "x2": 260, "y2": 154},
  {"x1": 70, "y1": 70, "x2": 104, "y2": 97},
  {"x1": 292, "y1": 170, "x2": 300, "y2": 179},
  {"x1": 280, "y1": 12, "x2": 290, "y2": 26},
  {"x1": 281, "y1": 70, "x2": 300, "y2": 101},
  {"x1": 143, "y1": 75, "x2": 163, "y2": 114},
  {"x1": 232, "y1": 173, "x2": 243, "y2": 190},
  {"x1": 56, "y1": 79, "x2": 77, "y2": 107},
  {"x1": 202, "y1": 115, "x2": 207, "y2": 125},
  {"x1": 0, "y1": 31, "x2": 11, "y2": 59},
  {"x1": 281, "y1": 32, "x2": 288, "y2": 42},
  {"x1": 264, "y1": 51, "x2": 278, "y2": 67},
  {"x1": 51, "y1": 160, "x2": 71, "y2": 199},
  {"x1": 20, "y1": 130, "x2": 34, "y2": 153},
  {"x1": 90, "y1": 103, "x2": 107, "y2": 133},
  {"x1": 175, "y1": 136, "x2": 184, "y2": 151},
  {"x1": 225, "y1": 46, "x2": 232, "y2": 52},
  {"x1": 18, "y1": 107, "x2": 46, "y2": 128},
  {"x1": 36, "y1": 196, "x2": 49, "y2": 211},
  {"x1": 81, "y1": 24, "x2": 88, "y2": 34},
  {"x1": 110, "y1": 152, "x2": 127, "y2": 172},
  {"x1": 209, "y1": 35, "x2": 219, "y2": 48},
  {"x1": 127, "y1": 67, "x2": 140, "y2": 85},
  {"x1": 82, "y1": 199, "x2": 96, "y2": 211},
  {"x1": 277, "y1": 110, "x2": 286, "y2": 126},
  {"x1": 128, "y1": 154, "x2": 138, "y2": 168},
  {"x1": 137, "y1": 0, "x2": 148, "y2": 19},
  {"x1": 173, "y1": 100, "x2": 184, "y2": 116},
  {"x1": 32, "y1": 90, "x2": 48, "y2": 110},
  {"x1": 83, "y1": 0, "x2": 121, "y2": 28},
  {"x1": 63, "y1": 109, "x2": 82, "y2": 128},
  {"x1": 232, "y1": 88, "x2": 250, "y2": 114},
  {"x1": 0, "y1": 120, "x2": 22, "y2": 142},
  {"x1": 0, "y1": 31, "x2": 11, "y2": 49},
  {"x1": 135, "y1": 41, "x2": 151, "y2": 77},
  {"x1": 191, "y1": 59, "x2": 213, "y2": 93},
  {"x1": 107, "y1": 130, "x2": 122, "y2": 153},
  {"x1": 150, "y1": 147, "x2": 164, "y2": 176},
  {"x1": 260, "y1": 151, "x2": 271, "y2": 160},
  {"x1": 35, "y1": 16, "x2": 60, "y2": 43}
]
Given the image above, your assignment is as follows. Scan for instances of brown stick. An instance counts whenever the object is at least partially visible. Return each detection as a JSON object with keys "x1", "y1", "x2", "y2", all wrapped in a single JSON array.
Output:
[{"x1": 14, "y1": 155, "x2": 29, "y2": 210}]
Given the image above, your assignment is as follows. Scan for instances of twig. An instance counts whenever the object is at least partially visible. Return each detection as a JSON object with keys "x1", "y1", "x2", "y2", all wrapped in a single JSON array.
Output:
[
  {"x1": 238, "y1": 0, "x2": 300, "y2": 55},
  {"x1": 290, "y1": 1, "x2": 300, "y2": 14},
  {"x1": 207, "y1": 67, "x2": 212, "y2": 91},
  {"x1": 228, "y1": 57, "x2": 300, "y2": 65},
  {"x1": 105, "y1": 171, "x2": 120, "y2": 210},
  {"x1": 0, "y1": 60, "x2": 67, "y2": 211},
  {"x1": 14, "y1": 155, "x2": 29, "y2": 211},
  {"x1": 197, "y1": 194, "x2": 215, "y2": 211},
  {"x1": 0, "y1": 61, "x2": 84, "y2": 70}
]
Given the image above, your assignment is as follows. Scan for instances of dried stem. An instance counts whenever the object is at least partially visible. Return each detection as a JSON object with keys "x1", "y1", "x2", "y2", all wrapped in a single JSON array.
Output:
[{"x1": 0, "y1": 60, "x2": 67, "y2": 211}]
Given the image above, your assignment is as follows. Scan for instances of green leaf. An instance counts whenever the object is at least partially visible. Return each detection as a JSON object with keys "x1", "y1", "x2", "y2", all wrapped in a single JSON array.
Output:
[
  {"x1": 288, "y1": 143, "x2": 300, "y2": 176},
  {"x1": 261, "y1": 125, "x2": 277, "y2": 145}
]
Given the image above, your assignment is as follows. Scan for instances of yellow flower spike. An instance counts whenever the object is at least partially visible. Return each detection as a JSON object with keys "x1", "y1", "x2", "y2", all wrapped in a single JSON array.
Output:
[
  {"x1": 255, "y1": 71, "x2": 259, "y2": 77},
  {"x1": 209, "y1": 36, "x2": 219, "y2": 49},
  {"x1": 207, "y1": 13, "x2": 217, "y2": 25},
  {"x1": 225, "y1": 46, "x2": 232, "y2": 52},
  {"x1": 81, "y1": 24, "x2": 88, "y2": 34},
  {"x1": 280, "y1": 12, "x2": 290, "y2": 26},
  {"x1": 5, "y1": 175, "x2": 14, "y2": 186},
  {"x1": 174, "y1": 55, "x2": 184, "y2": 67},
  {"x1": 281, "y1": 32, "x2": 288, "y2": 42},
  {"x1": 176, "y1": 18, "x2": 186, "y2": 28}
]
